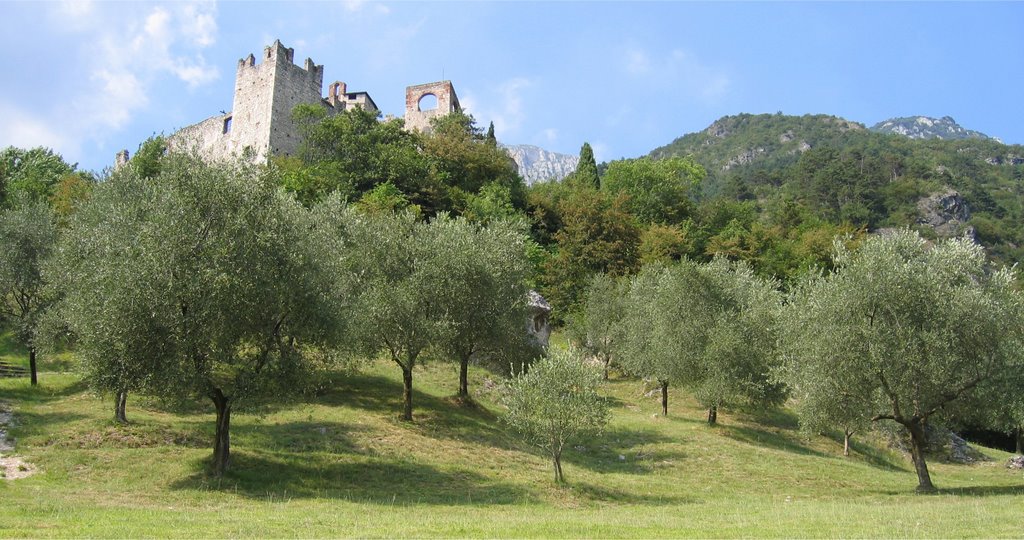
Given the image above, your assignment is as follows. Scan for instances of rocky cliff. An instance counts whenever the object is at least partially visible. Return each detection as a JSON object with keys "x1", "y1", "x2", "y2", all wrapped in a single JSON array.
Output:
[
  {"x1": 870, "y1": 116, "x2": 996, "y2": 142},
  {"x1": 501, "y1": 144, "x2": 579, "y2": 185}
]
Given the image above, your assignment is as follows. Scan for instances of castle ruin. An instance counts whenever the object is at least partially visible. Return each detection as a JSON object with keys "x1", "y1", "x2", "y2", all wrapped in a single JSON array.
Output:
[{"x1": 119, "y1": 39, "x2": 460, "y2": 164}]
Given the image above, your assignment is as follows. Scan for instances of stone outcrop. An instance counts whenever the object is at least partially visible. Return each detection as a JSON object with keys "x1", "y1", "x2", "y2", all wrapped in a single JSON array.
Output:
[
  {"x1": 916, "y1": 189, "x2": 975, "y2": 240},
  {"x1": 870, "y1": 116, "x2": 996, "y2": 141},
  {"x1": 527, "y1": 290, "x2": 552, "y2": 348}
]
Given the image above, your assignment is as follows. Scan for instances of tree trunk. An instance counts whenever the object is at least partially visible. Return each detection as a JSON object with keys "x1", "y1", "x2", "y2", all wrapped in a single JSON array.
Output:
[
  {"x1": 660, "y1": 380, "x2": 669, "y2": 416},
  {"x1": 211, "y1": 389, "x2": 231, "y2": 476},
  {"x1": 603, "y1": 354, "x2": 610, "y2": 381},
  {"x1": 114, "y1": 389, "x2": 128, "y2": 424},
  {"x1": 707, "y1": 405, "x2": 718, "y2": 425},
  {"x1": 402, "y1": 367, "x2": 414, "y2": 421},
  {"x1": 29, "y1": 347, "x2": 37, "y2": 386},
  {"x1": 553, "y1": 450, "x2": 564, "y2": 483},
  {"x1": 906, "y1": 420, "x2": 935, "y2": 493},
  {"x1": 1016, "y1": 427, "x2": 1023, "y2": 455},
  {"x1": 844, "y1": 429, "x2": 853, "y2": 457},
  {"x1": 458, "y1": 354, "x2": 469, "y2": 399}
]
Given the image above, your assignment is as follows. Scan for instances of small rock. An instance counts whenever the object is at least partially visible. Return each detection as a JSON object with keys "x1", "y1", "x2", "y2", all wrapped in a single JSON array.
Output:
[
  {"x1": 1007, "y1": 455, "x2": 1024, "y2": 469},
  {"x1": 618, "y1": 455, "x2": 626, "y2": 461}
]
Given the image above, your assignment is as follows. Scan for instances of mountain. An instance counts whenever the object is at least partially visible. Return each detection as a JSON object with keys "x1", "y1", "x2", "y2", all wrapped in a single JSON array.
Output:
[
  {"x1": 870, "y1": 116, "x2": 997, "y2": 142},
  {"x1": 502, "y1": 144, "x2": 578, "y2": 185},
  {"x1": 646, "y1": 112, "x2": 1024, "y2": 263}
]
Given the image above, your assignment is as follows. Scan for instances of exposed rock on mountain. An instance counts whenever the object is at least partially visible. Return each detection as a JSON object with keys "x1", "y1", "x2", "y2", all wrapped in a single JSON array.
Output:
[
  {"x1": 917, "y1": 189, "x2": 975, "y2": 241},
  {"x1": 502, "y1": 144, "x2": 579, "y2": 185},
  {"x1": 870, "y1": 116, "x2": 996, "y2": 141}
]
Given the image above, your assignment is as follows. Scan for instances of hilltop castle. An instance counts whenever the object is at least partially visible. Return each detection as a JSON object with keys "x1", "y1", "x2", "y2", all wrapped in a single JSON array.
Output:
[{"x1": 116, "y1": 39, "x2": 461, "y2": 165}]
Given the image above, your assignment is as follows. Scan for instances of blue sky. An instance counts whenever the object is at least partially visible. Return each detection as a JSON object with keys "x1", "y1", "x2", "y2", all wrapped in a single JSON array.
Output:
[{"x1": 2, "y1": 1, "x2": 1022, "y2": 173}]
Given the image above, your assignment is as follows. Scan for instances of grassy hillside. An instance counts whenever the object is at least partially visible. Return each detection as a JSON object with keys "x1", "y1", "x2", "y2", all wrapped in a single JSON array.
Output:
[{"x1": 2, "y1": 353, "x2": 1023, "y2": 537}]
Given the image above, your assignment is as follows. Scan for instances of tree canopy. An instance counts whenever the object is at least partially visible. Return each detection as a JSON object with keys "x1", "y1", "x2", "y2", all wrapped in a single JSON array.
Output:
[{"x1": 780, "y1": 229, "x2": 1024, "y2": 491}]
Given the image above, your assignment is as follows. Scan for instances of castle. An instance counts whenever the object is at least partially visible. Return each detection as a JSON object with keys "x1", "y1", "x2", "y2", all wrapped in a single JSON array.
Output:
[{"x1": 116, "y1": 39, "x2": 462, "y2": 165}]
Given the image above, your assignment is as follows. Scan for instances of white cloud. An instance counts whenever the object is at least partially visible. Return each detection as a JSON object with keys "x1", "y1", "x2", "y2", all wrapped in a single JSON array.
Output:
[
  {"x1": 466, "y1": 77, "x2": 533, "y2": 139},
  {"x1": 540, "y1": 128, "x2": 558, "y2": 143},
  {"x1": 23, "y1": 1, "x2": 222, "y2": 160},
  {"x1": 0, "y1": 103, "x2": 75, "y2": 157},
  {"x1": 626, "y1": 48, "x2": 651, "y2": 75}
]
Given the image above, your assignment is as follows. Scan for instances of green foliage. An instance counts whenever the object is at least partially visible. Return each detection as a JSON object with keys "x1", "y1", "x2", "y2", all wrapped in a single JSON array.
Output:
[
  {"x1": 0, "y1": 146, "x2": 76, "y2": 208},
  {"x1": 421, "y1": 111, "x2": 525, "y2": 216},
  {"x1": 600, "y1": 156, "x2": 705, "y2": 225},
  {"x1": 50, "y1": 153, "x2": 350, "y2": 473},
  {"x1": 618, "y1": 257, "x2": 784, "y2": 418},
  {"x1": 128, "y1": 136, "x2": 168, "y2": 179},
  {"x1": 779, "y1": 229, "x2": 1024, "y2": 491},
  {"x1": 539, "y1": 189, "x2": 640, "y2": 320},
  {"x1": 292, "y1": 104, "x2": 433, "y2": 208},
  {"x1": 0, "y1": 202, "x2": 58, "y2": 384},
  {"x1": 428, "y1": 215, "x2": 535, "y2": 396},
  {"x1": 565, "y1": 142, "x2": 599, "y2": 189},
  {"x1": 355, "y1": 181, "x2": 420, "y2": 217},
  {"x1": 502, "y1": 347, "x2": 609, "y2": 483},
  {"x1": 567, "y1": 273, "x2": 628, "y2": 379}
]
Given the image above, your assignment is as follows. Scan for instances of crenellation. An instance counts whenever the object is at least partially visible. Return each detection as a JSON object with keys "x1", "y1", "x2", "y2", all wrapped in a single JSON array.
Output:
[{"x1": 126, "y1": 39, "x2": 457, "y2": 167}]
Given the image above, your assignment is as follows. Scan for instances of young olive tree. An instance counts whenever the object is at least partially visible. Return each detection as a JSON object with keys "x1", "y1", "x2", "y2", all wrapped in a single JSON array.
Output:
[
  {"x1": 51, "y1": 154, "x2": 351, "y2": 475},
  {"x1": 0, "y1": 202, "x2": 57, "y2": 385},
  {"x1": 569, "y1": 273, "x2": 629, "y2": 380},
  {"x1": 502, "y1": 347, "x2": 609, "y2": 484},
  {"x1": 780, "y1": 230, "x2": 1024, "y2": 492}
]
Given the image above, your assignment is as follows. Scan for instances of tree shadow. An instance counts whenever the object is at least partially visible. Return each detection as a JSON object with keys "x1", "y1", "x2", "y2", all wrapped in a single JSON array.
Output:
[
  {"x1": 0, "y1": 378, "x2": 89, "y2": 404},
  {"x1": 561, "y1": 426, "x2": 684, "y2": 475},
  {"x1": 719, "y1": 423, "x2": 831, "y2": 459},
  {"x1": 875, "y1": 484, "x2": 1024, "y2": 497},
  {"x1": 569, "y1": 481, "x2": 698, "y2": 505},
  {"x1": 4, "y1": 411, "x2": 90, "y2": 442},
  {"x1": 169, "y1": 449, "x2": 536, "y2": 505}
]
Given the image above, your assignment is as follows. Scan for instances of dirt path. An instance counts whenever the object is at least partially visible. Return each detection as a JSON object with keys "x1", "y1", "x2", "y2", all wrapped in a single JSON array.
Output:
[{"x1": 0, "y1": 401, "x2": 36, "y2": 480}]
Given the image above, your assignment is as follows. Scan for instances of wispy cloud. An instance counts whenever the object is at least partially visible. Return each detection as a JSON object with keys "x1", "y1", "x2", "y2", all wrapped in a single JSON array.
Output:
[
  {"x1": 464, "y1": 77, "x2": 534, "y2": 139},
  {"x1": 5, "y1": 1, "x2": 222, "y2": 162},
  {"x1": 342, "y1": 0, "x2": 391, "y2": 16},
  {"x1": 621, "y1": 46, "x2": 730, "y2": 102}
]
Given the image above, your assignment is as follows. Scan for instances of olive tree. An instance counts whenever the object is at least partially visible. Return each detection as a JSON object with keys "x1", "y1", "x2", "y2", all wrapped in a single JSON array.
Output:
[
  {"x1": 430, "y1": 216, "x2": 533, "y2": 399},
  {"x1": 50, "y1": 154, "x2": 350, "y2": 475},
  {"x1": 618, "y1": 258, "x2": 784, "y2": 422},
  {"x1": 780, "y1": 230, "x2": 1024, "y2": 491},
  {"x1": 569, "y1": 273, "x2": 629, "y2": 380},
  {"x1": 346, "y1": 211, "x2": 451, "y2": 421},
  {"x1": 0, "y1": 202, "x2": 57, "y2": 385},
  {"x1": 502, "y1": 347, "x2": 609, "y2": 484}
]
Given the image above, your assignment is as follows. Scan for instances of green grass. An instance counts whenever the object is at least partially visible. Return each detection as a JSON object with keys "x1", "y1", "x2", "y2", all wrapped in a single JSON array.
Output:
[{"x1": 1, "y1": 350, "x2": 1023, "y2": 538}]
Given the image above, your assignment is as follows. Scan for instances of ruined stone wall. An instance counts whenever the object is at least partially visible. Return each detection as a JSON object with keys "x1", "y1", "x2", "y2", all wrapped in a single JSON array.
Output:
[
  {"x1": 167, "y1": 113, "x2": 236, "y2": 160},
  {"x1": 404, "y1": 81, "x2": 461, "y2": 133}
]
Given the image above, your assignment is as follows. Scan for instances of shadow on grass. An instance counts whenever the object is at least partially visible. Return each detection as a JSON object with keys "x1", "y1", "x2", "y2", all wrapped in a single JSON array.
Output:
[
  {"x1": 6, "y1": 410, "x2": 90, "y2": 441},
  {"x1": 569, "y1": 481, "x2": 697, "y2": 505},
  {"x1": 876, "y1": 484, "x2": 1024, "y2": 497},
  {"x1": 565, "y1": 426, "x2": 684, "y2": 475},
  {"x1": 170, "y1": 449, "x2": 537, "y2": 505},
  {"x1": 719, "y1": 423, "x2": 831, "y2": 459},
  {"x1": 0, "y1": 378, "x2": 89, "y2": 405}
]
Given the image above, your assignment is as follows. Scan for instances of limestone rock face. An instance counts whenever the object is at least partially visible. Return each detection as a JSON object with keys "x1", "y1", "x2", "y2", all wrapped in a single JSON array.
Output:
[
  {"x1": 917, "y1": 189, "x2": 975, "y2": 241},
  {"x1": 502, "y1": 144, "x2": 579, "y2": 185},
  {"x1": 870, "y1": 115, "x2": 996, "y2": 141}
]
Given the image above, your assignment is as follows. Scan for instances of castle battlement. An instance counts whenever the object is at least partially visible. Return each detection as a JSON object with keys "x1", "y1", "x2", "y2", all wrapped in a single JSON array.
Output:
[{"x1": 118, "y1": 40, "x2": 458, "y2": 166}]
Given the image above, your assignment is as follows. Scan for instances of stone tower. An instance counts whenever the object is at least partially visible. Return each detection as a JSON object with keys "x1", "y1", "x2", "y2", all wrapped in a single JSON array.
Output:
[
  {"x1": 230, "y1": 40, "x2": 324, "y2": 160},
  {"x1": 404, "y1": 80, "x2": 461, "y2": 133}
]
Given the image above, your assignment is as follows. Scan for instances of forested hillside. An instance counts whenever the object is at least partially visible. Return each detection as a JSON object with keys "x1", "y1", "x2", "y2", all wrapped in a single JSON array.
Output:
[{"x1": 647, "y1": 113, "x2": 1024, "y2": 264}]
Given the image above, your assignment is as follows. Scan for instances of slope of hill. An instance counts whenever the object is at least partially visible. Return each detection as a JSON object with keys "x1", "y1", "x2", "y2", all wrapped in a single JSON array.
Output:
[
  {"x1": 1, "y1": 353, "x2": 1022, "y2": 537},
  {"x1": 502, "y1": 144, "x2": 579, "y2": 185},
  {"x1": 648, "y1": 113, "x2": 1024, "y2": 264},
  {"x1": 870, "y1": 115, "x2": 997, "y2": 141}
]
